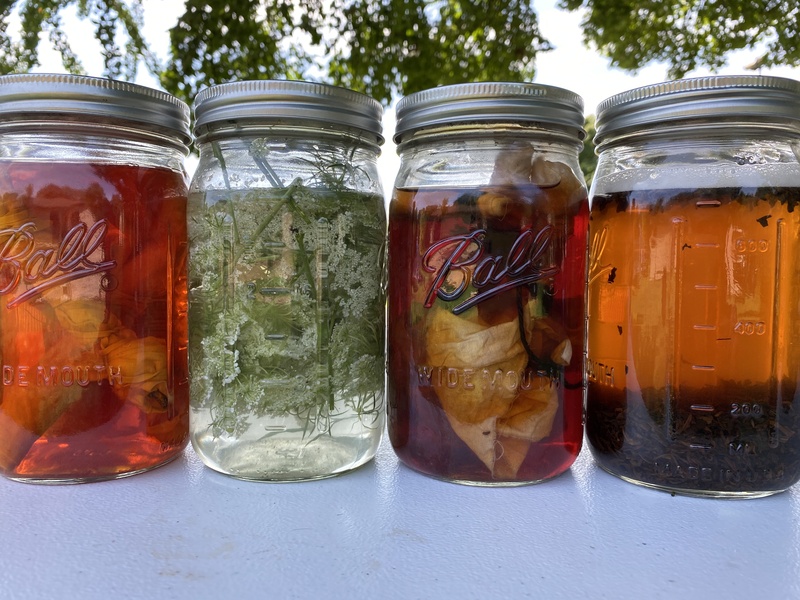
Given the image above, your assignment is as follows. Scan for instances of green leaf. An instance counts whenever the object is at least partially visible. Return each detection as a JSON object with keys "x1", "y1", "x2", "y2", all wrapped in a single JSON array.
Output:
[
  {"x1": 4, "y1": 0, "x2": 154, "y2": 78},
  {"x1": 580, "y1": 114, "x2": 597, "y2": 186}
]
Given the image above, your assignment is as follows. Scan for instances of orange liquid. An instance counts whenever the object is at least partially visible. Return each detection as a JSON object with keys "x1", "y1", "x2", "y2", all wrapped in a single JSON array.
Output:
[
  {"x1": 0, "y1": 161, "x2": 189, "y2": 481},
  {"x1": 587, "y1": 187, "x2": 800, "y2": 493}
]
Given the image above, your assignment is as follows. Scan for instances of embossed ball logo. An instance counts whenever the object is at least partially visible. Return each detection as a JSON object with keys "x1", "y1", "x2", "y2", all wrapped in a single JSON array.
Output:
[
  {"x1": 422, "y1": 226, "x2": 560, "y2": 314},
  {"x1": 0, "y1": 220, "x2": 117, "y2": 307}
]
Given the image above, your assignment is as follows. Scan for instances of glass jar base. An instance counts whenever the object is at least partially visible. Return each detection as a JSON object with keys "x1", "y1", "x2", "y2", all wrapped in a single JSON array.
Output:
[
  {"x1": 397, "y1": 459, "x2": 570, "y2": 487},
  {"x1": 2, "y1": 451, "x2": 183, "y2": 485},
  {"x1": 594, "y1": 461, "x2": 789, "y2": 499},
  {"x1": 192, "y1": 433, "x2": 379, "y2": 482}
]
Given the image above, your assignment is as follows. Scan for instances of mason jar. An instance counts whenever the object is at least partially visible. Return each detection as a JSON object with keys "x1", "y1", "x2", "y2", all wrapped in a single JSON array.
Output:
[
  {"x1": 388, "y1": 82, "x2": 589, "y2": 485},
  {"x1": 587, "y1": 75, "x2": 800, "y2": 497},
  {"x1": 0, "y1": 74, "x2": 191, "y2": 483},
  {"x1": 188, "y1": 81, "x2": 386, "y2": 481}
]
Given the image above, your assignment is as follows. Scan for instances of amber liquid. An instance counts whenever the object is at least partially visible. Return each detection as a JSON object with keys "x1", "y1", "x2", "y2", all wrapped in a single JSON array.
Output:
[
  {"x1": 388, "y1": 185, "x2": 587, "y2": 483},
  {"x1": 0, "y1": 161, "x2": 189, "y2": 481},
  {"x1": 587, "y1": 187, "x2": 800, "y2": 494}
]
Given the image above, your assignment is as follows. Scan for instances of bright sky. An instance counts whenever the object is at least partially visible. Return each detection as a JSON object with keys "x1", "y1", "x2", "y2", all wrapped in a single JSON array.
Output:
[{"x1": 24, "y1": 0, "x2": 800, "y2": 194}]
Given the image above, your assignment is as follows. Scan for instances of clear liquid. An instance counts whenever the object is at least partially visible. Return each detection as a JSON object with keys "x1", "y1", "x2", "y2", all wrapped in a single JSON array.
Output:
[
  {"x1": 187, "y1": 186, "x2": 386, "y2": 480},
  {"x1": 191, "y1": 406, "x2": 382, "y2": 481}
]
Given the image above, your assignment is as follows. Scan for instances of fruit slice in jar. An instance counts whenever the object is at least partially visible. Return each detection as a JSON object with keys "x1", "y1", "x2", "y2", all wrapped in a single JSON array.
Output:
[{"x1": 424, "y1": 303, "x2": 558, "y2": 478}]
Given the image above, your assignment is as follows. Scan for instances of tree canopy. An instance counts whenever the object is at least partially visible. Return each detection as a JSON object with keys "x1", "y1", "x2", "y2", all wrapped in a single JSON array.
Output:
[
  {"x1": 561, "y1": 0, "x2": 800, "y2": 78},
  {"x1": 3, "y1": 0, "x2": 800, "y2": 103},
  {"x1": 5, "y1": 0, "x2": 800, "y2": 103},
  {"x1": 2, "y1": 0, "x2": 797, "y2": 181},
  {"x1": 0, "y1": 1, "x2": 155, "y2": 80},
  {"x1": 0, "y1": 0, "x2": 550, "y2": 105},
  {"x1": 578, "y1": 113, "x2": 596, "y2": 184}
]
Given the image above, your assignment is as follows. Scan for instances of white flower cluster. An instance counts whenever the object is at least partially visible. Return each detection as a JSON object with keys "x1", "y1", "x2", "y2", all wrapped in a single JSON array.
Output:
[
  {"x1": 188, "y1": 183, "x2": 386, "y2": 438},
  {"x1": 201, "y1": 304, "x2": 247, "y2": 385}
]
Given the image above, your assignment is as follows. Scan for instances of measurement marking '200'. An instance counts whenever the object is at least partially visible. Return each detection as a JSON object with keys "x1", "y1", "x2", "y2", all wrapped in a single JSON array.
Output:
[{"x1": 689, "y1": 402, "x2": 766, "y2": 417}]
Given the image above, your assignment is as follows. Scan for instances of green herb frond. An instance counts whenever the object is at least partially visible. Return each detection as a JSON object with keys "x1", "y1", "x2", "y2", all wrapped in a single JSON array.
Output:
[{"x1": 188, "y1": 143, "x2": 386, "y2": 441}]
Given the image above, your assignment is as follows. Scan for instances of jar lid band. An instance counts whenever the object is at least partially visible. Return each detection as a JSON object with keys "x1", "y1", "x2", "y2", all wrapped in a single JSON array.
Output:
[
  {"x1": 595, "y1": 75, "x2": 800, "y2": 147},
  {"x1": 0, "y1": 73, "x2": 191, "y2": 145},
  {"x1": 393, "y1": 82, "x2": 585, "y2": 143},
  {"x1": 193, "y1": 80, "x2": 384, "y2": 143}
]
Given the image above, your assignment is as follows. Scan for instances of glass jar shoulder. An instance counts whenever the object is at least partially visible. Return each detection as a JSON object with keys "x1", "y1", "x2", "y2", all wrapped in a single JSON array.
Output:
[
  {"x1": 0, "y1": 127, "x2": 187, "y2": 174},
  {"x1": 191, "y1": 133, "x2": 383, "y2": 197},
  {"x1": 393, "y1": 138, "x2": 587, "y2": 220},
  {"x1": 395, "y1": 133, "x2": 585, "y2": 192},
  {"x1": 592, "y1": 135, "x2": 800, "y2": 202}
]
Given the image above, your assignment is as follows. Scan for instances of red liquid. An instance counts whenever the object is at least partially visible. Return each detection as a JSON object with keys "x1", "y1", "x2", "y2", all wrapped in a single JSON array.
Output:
[
  {"x1": 388, "y1": 185, "x2": 587, "y2": 483},
  {"x1": 0, "y1": 161, "x2": 189, "y2": 481}
]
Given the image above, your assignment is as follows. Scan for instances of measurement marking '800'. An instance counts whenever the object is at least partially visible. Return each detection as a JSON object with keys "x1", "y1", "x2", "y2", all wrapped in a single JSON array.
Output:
[{"x1": 734, "y1": 239, "x2": 769, "y2": 253}]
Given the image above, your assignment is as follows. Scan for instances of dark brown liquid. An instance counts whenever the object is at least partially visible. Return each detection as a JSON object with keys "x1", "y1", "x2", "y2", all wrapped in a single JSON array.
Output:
[
  {"x1": 0, "y1": 162, "x2": 189, "y2": 481},
  {"x1": 587, "y1": 187, "x2": 800, "y2": 493},
  {"x1": 588, "y1": 382, "x2": 800, "y2": 493},
  {"x1": 388, "y1": 184, "x2": 587, "y2": 483}
]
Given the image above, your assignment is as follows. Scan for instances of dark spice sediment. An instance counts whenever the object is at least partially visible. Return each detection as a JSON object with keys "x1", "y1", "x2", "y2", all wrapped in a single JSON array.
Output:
[{"x1": 587, "y1": 381, "x2": 800, "y2": 493}]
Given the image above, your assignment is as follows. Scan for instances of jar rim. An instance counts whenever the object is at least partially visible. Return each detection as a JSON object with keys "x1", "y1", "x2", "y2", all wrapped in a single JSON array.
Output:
[
  {"x1": 393, "y1": 82, "x2": 585, "y2": 144},
  {"x1": 193, "y1": 80, "x2": 384, "y2": 145},
  {"x1": 595, "y1": 75, "x2": 800, "y2": 148},
  {"x1": 0, "y1": 73, "x2": 191, "y2": 146}
]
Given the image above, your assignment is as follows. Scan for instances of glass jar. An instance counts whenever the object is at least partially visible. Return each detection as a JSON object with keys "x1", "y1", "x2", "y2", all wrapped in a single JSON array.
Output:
[
  {"x1": 388, "y1": 82, "x2": 589, "y2": 485},
  {"x1": 0, "y1": 74, "x2": 191, "y2": 483},
  {"x1": 587, "y1": 75, "x2": 800, "y2": 498},
  {"x1": 188, "y1": 81, "x2": 386, "y2": 481}
]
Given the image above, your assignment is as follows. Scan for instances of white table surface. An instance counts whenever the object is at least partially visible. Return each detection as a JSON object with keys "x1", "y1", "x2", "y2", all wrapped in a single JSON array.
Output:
[{"x1": 1, "y1": 436, "x2": 798, "y2": 600}]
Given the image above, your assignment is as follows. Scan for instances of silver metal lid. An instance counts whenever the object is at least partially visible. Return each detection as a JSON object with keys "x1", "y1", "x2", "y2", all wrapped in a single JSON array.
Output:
[
  {"x1": 595, "y1": 75, "x2": 800, "y2": 147},
  {"x1": 0, "y1": 73, "x2": 191, "y2": 145},
  {"x1": 193, "y1": 80, "x2": 384, "y2": 143},
  {"x1": 393, "y1": 82, "x2": 585, "y2": 143}
]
